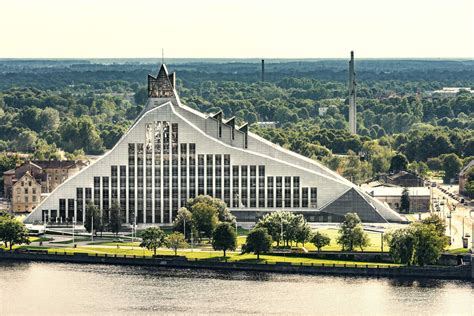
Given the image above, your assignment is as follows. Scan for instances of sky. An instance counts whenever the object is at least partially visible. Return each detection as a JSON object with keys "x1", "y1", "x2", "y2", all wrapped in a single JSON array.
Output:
[{"x1": 0, "y1": 0, "x2": 473, "y2": 59}]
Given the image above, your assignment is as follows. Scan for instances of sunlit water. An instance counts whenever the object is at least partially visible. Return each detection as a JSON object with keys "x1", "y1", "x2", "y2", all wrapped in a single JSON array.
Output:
[{"x1": 0, "y1": 261, "x2": 472, "y2": 315}]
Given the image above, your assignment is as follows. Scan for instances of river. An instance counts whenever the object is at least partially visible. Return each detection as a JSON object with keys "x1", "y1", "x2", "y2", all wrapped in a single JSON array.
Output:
[{"x1": 0, "y1": 261, "x2": 472, "y2": 315}]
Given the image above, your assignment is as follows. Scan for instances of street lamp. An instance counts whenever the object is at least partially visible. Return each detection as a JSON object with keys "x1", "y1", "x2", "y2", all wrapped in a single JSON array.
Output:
[
  {"x1": 470, "y1": 210, "x2": 474, "y2": 252},
  {"x1": 447, "y1": 212, "x2": 452, "y2": 242},
  {"x1": 72, "y1": 216, "x2": 76, "y2": 248}
]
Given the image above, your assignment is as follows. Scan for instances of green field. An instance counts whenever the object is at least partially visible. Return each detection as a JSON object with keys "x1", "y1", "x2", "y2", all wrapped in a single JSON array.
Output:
[{"x1": 7, "y1": 245, "x2": 398, "y2": 267}]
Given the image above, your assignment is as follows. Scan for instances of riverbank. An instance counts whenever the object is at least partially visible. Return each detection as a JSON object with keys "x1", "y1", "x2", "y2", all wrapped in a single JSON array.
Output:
[{"x1": 1, "y1": 250, "x2": 472, "y2": 281}]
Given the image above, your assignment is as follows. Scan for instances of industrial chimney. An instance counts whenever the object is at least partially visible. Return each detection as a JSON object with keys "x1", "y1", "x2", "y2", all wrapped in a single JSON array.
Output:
[
  {"x1": 348, "y1": 51, "x2": 357, "y2": 134},
  {"x1": 261, "y1": 59, "x2": 265, "y2": 82}
]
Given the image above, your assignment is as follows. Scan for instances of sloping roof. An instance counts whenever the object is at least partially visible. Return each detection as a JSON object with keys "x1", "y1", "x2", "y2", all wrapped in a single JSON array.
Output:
[
  {"x1": 31, "y1": 160, "x2": 80, "y2": 169},
  {"x1": 369, "y1": 187, "x2": 430, "y2": 197},
  {"x1": 320, "y1": 188, "x2": 387, "y2": 222},
  {"x1": 388, "y1": 171, "x2": 421, "y2": 180},
  {"x1": 459, "y1": 160, "x2": 474, "y2": 177}
]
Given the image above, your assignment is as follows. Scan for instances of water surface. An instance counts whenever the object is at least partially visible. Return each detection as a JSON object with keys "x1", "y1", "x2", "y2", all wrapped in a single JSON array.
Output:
[{"x1": 0, "y1": 262, "x2": 472, "y2": 315}]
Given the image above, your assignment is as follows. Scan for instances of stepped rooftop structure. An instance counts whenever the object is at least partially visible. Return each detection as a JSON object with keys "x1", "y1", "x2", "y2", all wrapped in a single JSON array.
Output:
[{"x1": 25, "y1": 64, "x2": 404, "y2": 225}]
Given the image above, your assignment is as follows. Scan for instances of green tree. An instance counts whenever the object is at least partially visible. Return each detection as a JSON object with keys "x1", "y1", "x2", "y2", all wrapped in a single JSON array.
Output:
[
  {"x1": 294, "y1": 218, "x2": 312, "y2": 247},
  {"x1": 172, "y1": 207, "x2": 193, "y2": 239},
  {"x1": 140, "y1": 227, "x2": 166, "y2": 256},
  {"x1": 212, "y1": 222, "x2": 237, "y2": 257},
  {"x1": 190, "y1": 201, "x2": 219, "y2": 238},
  {"x1": 255, "y1": 211, "x2": 295, "y2": 247},
  {"x1": 336, "y1": 213, "x2": 370, "y2": 252},
  {"x1": 84, "y1": 202, "x2": 100, "y2": 235},
  {"x1": 421, "y1": 214, "x2": 446, "y2": 237},
  {"x1": 389, "y1": 153, "x2": 408, "y2": 173},
  {"x1": 385, "y1": 227, "x2": 416, "y2": 265},
  {"x1": 14, "y1": 130, "x2": 37, "y2": 152},
  {"x1": 166, "y1": 232, "x2": 188, "y2": 256},
  {"x1": 0, "y1": 217, "x2": 30, "y2": 250},
  {"x1": 244, "y1": 228, "x2": 273, "y2": 260},
  {"x1": 441, "y1": 153, "x2": 462, "y2": 183},
  {"x1": 386, "y1": 222, "x2": 448, "y2": 266},
  {"x1": 411, "y1": 222, "x2": 448, "y2": 266},
  {"x1": 186, "y1": 195, "x2": 235, "y2": 224},
  {"x1": 312, "y1": 231, "x2": 331, "y2": 252},
  {"x1": 38, "y1": 107, "x2": 60, "y2": 131},
  {"x1": 400, "y1": 187, "x2": 410, "y2": 213},
  {"x1": 109, "y1": 202, "x2": 122, "y2": 236}
]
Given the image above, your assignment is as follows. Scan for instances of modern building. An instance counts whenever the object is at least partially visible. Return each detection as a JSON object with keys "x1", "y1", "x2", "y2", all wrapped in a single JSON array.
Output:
[
  {"x1": 368, "y1": 186, "x2": 431, "y2": 213},
  {"x1": 24, "y1": 64, "x2": 403, "y2": 226}
]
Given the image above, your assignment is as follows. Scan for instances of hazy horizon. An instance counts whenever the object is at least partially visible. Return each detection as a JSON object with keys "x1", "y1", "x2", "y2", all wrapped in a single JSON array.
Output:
[{"x1": 1, "y1": 0, "x2": 473, "y2": 59}]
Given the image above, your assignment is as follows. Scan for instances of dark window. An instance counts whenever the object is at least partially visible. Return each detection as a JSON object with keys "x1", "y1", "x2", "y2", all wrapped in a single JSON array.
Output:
[
  {"x1": 310, "y1": 187, "x2": 318, "y2": 208},
  {"x1": 224, "y1": 155, "x2": 230, "y2": 206},
  {"x1": 250, "y1": 166, "x2": 256, "y2": 207},
  {"x1": 206, "y1": 154, "x2": 213, "y2": 196},
  {"x1": 215, "y1": 155, "x2": 222, "y2": 199},
  {"x1": 59, "y1": 199, "x2": 66, "y2": 221},
  {"x1": 93, "y1": 177, "x2": 100, "y2": 206},
  {"x1": 258, "y1": 166, "x2": 265, "y2": 207},
  {"x1": 276, "y1": 176, "x2": 282, "y2": 207},
  {"x1": 198, "y1": 154, "x2": 204, "y2": 195},
  {"x1": 232, "y1": 166, "x2": 239, "y2": 207},
  {"x1": 241, "y1": 165, "x2": 248, "y2": 207},
  {"x1": 67, "y1": 199, "x2": 75, "y2": 221},
  {"x1": 293, "y1": 176, "x2": 300, "y2": 207},
  {"x1": 302, "y1": 188, "x2": 309, "y2": 208},
  {"x1": 267, "y1": 176, "x2": 274, "y2": 207},
  {"x1": 102, "y1": 176, "x2": 109, "y2": 210},
  {"x1": 284, "y1": 176, "x2": 291, "y2": 207},
  {"x1": 76, "y1": 188, "x2": 83, "y2": 222}
]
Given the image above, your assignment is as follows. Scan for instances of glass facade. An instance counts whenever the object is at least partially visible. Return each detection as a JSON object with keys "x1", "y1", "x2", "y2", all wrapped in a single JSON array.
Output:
[{"x1": 52, "y1": 122, "x2": 327, "y2": 225}]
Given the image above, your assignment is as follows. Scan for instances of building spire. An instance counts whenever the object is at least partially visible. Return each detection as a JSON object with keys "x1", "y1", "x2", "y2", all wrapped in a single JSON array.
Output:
[{"x1": 147, "y1": 63, "x2": 176, "y2": 98}]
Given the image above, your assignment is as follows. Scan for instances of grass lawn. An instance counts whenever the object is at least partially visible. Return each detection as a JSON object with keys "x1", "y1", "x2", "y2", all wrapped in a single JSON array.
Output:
[
  {"x1": 446, "y1": 248, "x2": 470, "y2": 254},
  {"x1": 8, "y1": 244, "x2": 399, "y2": 267},
  {"x1": 236, "y1": 228, "x2": 387, "y2": 252},
  {"x1": 89, "y1": 241, "x2": 142, "y2": 247}
]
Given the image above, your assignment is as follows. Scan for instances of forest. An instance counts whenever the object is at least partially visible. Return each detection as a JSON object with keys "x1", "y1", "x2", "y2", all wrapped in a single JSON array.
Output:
[{"x1": 0, "y1": 58, "x2": 473, "y2": 190}]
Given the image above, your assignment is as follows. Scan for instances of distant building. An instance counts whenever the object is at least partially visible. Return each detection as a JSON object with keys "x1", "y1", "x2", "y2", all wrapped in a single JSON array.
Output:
[
  {"x1": 3, "y1": 160, "x2": 87, "y2": 212},
  {"x1": 255, "y1": 121, "x2": 277, "y2": 129},
  {"x1": 11, "y1": 172, "x2": 43, "y2": 213},
  {"x1": 380, "y1": 171, "x2": 425, "y2": 188},
  {"x1": 368, "y1": 187, "x2": 431, "y2": 213},
  {"x1": 431, "y1": 87, "x2": 474, "y2": 98},
  {"x1": 459, "y1": 160, "x2": 474, "y2": 195},
  {"x1": 318, "y1": 107, "x2": 328, "y2": 116}
]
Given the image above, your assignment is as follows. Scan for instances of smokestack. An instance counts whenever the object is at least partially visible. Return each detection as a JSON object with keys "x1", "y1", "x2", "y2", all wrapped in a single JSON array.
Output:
[
  {"x1": 348, "y1": 51, "x2": 357, "y2": 134},
  {"x1": 261, "y1": 59, "x2": 265, "y2": 82}
]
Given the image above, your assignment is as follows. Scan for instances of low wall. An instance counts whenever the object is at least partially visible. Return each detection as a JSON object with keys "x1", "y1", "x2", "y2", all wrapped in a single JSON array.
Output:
[{"x1": 1, "y1": 251, "x2": 472, "y2": 281}]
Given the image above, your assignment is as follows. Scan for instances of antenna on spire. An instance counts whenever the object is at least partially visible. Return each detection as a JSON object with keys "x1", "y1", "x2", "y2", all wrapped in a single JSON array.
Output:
[{"x1": 162, "y1": 48, "x2": 164, "y2": 64}]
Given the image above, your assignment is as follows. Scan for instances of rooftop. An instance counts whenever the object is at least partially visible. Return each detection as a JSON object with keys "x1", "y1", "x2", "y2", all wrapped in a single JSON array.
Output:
[{"x1": 368, "y1": 187, "x2": 431, "y2": 197}]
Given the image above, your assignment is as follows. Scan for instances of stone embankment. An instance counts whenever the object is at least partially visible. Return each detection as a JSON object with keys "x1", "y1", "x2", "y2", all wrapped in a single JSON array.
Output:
[{"x1": 1, "y1": 250, "x2": 473, "y2": 281}]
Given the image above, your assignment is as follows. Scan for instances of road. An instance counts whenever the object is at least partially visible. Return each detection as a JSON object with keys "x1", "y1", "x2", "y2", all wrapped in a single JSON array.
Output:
[{"x1": 431, "y1": 184, "x2": 473, "y2": 250}]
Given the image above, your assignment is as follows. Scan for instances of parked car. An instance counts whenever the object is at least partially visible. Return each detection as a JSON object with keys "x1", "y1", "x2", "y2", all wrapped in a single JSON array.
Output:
[{"x1": 290, "y1": 247, "x2": 308, "y2": 254}]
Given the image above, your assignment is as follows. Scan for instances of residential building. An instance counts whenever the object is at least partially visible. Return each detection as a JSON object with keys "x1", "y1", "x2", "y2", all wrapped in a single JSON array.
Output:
[
  {"x1": 380, "y1": 171, "x2": 425, "y2": 188},
  {"x1": 368, "y1": 186, "x2": 431, "y2": 213},
  {"x1": 11, "y1": 172, "x2": 42, "y2": 213},
  {"x1": 459, "y1": 160, "x2": 474, "y2": 195}
]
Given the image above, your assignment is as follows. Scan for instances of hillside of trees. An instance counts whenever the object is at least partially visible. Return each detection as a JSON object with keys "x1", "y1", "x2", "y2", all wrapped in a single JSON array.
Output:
[{"x1": 0, "y1": 59, "x2": 473, "y2": 187}]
